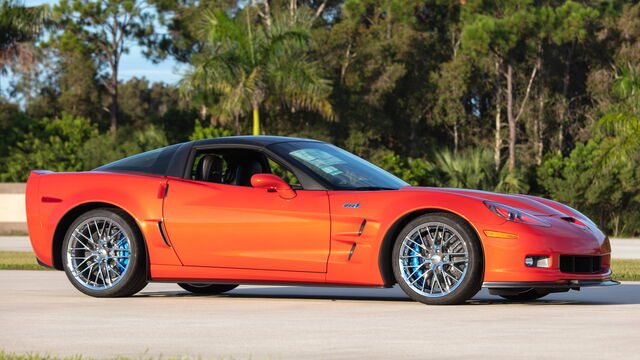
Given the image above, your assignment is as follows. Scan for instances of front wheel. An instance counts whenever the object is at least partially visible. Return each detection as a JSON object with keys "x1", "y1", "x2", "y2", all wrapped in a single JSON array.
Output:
[
  {"x1": 62, "y1": 209, "x2": 148, "y2": 297},
  {"x1": 178, "y1": 283, "x2": 239, "y2": 294},
  {"x1": 392, "y1": 213, "x2": 483, "y2": 305}
]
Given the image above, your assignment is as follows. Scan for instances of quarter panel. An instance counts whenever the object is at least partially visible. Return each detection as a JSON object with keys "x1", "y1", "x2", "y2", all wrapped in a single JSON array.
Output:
[{"x1": 29, "y1": 172, "x2": 182, "y2": 267}]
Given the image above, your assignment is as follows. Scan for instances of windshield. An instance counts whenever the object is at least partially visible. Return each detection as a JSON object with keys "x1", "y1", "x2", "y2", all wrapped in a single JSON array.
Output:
[{"x1": 269, "y1": 142, "x2": 409, "y2": 190}]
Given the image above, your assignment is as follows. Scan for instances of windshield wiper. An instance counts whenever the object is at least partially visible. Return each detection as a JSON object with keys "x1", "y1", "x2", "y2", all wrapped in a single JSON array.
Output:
[{"x1": 350, "y1": 186, "x2": 398, "y2": 191}]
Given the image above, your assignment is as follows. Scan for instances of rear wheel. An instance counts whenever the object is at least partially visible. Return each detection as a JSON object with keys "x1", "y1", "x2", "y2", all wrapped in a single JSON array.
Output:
[
  {"x1": 499, "y1": 288, "x2": 550, "y2": 301},
  {"x1": 62, "y1": 209, "x2": 148, "y2": 297},
  {"x1": 178, "y1": 283, "x2": 239, "y2": 294},
  {"x1": 392, "y1": 213, "x2": 483, "y2": 305}
]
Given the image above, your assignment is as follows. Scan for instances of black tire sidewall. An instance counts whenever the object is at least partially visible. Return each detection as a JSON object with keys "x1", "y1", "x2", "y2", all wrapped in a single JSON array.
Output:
[
  {"x1": 392, "y1": 213, "x2": 483, "y2": 305},
  {"x1": 62, "y1": 209, "x2": 147, "y2": 297}
]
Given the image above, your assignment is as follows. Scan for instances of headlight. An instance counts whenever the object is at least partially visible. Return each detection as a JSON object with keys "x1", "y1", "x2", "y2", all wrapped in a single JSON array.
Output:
[{"x1": 484, "y1": 201, "x2": 550, "y2": 227}]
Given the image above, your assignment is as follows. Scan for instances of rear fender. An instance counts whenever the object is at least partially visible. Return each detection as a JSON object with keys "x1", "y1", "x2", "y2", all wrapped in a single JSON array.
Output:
[{"x1": 29, "y1": 172, "x2": 182, "y2": 269}]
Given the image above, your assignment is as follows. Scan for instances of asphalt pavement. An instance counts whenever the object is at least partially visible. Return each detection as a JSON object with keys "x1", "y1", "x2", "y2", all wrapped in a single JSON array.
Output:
[
  {"x1": 3, "y1": 236, "x2": 640, "y2": 258},
  {"x1": 0, "y1": 270, "x2": 639, "y2": 359}
]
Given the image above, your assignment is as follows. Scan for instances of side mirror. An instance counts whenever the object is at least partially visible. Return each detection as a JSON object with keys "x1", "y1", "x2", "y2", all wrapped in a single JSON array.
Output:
[{"x1": 250, "y1": 174, "x2": 296, "y2": 199}]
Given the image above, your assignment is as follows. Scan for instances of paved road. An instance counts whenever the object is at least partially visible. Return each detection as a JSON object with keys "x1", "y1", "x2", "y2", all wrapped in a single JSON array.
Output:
[
  {"x1": 1, "y1": 271, "x2": 639, "y2": 359},
  {"x1": 0, "y1": 236, "x2": 31, "y2": 252},
  {"x1": 3, "y1": 236, "x2": 640, "y2": 258}
]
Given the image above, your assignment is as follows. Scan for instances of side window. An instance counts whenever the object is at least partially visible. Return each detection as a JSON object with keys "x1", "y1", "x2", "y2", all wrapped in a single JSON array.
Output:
[
  {"x1": 191, "y1": 152, "x2": 228, "y2": 183},
  {"x1": 189, "y1": 148, "x2": 302, "y2": 189},
  {"x1": 268, "y1": 158, "x2": 302, "y2": 189}
]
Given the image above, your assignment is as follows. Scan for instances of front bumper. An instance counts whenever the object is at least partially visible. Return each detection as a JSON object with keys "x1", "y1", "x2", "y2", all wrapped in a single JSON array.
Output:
[
  {"x1": 483, "y1": 279, "x2": 620, "y2": 289},
  {"x1": 480, "y1": 217, "x2": 614, "y2": 283}
]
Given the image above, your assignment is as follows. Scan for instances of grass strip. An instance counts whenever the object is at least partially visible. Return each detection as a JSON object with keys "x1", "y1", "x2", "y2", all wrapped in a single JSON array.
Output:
[
  {"x1": 610, "y1": 259, "x2": 640, "y2": 281},
  {"x1": 0, "y1": 352, "x2": 84, "y2": 360},
  {"x1": 0, "y1": 251, "x2": 53, "y2": 271}
]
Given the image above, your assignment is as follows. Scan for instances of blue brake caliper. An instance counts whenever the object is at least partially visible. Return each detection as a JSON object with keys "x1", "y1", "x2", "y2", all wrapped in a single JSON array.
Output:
[
  {"x1": 116, "y1": 234, "x2": 130, "y2": 272},
  {"x1": 409, "y1": 236, "x2": 424, "y2": 287}
]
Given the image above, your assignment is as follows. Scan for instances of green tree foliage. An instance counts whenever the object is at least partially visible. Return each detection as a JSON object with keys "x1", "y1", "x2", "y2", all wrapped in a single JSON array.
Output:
[
  {"x1": 80, "y1": 125, "x2": 168, "y2": 169},
  {"x1": 181, "y1": 5, "x2": 333, "y2": 135},
  {"x1": 460, "y1": 0, "x2": 598, "y2": 172},
  {"x1": 2, "y1": 0, "x2": 640, "y2": 235},
  {"x1": 0, "y1": 113, "x2": 98, "y2": 181},
  {"x1": 188, "y1": 121, "x2": 233, "y2": 141},
  {"x1": 597, "y1": 65, "x2": 640, "y2": 164},
  {"x1": 52, "y1": 0, "x2": 157, "y2": 138},
  {"x1": 0, "y1": 100, "x2": 33, "y2": 158},
  {"x1": 538, "y1": 140, "x2": 640, "y2": 235}
]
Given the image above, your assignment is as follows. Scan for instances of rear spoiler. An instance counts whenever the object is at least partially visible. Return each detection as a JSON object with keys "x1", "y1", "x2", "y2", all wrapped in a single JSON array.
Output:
[{"x1": 30, "y1": 170, "x2": 55, "y2": 176}]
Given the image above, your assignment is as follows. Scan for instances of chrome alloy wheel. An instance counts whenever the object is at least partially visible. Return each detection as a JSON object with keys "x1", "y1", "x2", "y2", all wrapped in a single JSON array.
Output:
[
  {"x1": 65, "y1": 217, "x2": 132, "y2": 291},
  {"x1": 398, "y1": 222, "x2": 469, "y2": 297}
]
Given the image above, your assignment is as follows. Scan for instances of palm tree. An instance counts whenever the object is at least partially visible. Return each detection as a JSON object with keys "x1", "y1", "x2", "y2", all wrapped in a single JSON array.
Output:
[
  {"x1": 598, "y1": 65, "x2": 640, "y2": 164},
  {"x1": 435, "y1": 147, "x2": 527, "y2": 193},
  {"x1": 181, "y1": 6, "x2": 333, "y2": 135},
  {"x1": 0, "y1": 0, "x2": 48, "y2": 74}
]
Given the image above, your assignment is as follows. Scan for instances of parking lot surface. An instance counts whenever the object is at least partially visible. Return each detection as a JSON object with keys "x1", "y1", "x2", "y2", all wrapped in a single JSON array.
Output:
[{"x1": 1, "y1": 270, "x2": 639, "y2": 359}]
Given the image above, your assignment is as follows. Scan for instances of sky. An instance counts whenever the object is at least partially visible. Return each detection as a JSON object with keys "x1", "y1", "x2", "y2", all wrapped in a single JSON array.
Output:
[{"x1": 5, "y1": 0, "x2": 185, "y2": 87}]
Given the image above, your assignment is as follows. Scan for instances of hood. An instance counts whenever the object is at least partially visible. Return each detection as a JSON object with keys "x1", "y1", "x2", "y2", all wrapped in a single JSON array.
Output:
[{"x1": 401, "y1": 186, "x2": 569, "y2": 217}]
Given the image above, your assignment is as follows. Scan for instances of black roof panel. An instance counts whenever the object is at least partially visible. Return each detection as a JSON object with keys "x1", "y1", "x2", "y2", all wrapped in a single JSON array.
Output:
[{"x1": 193, "y1": 135, "x2": 323, "y2": 147}]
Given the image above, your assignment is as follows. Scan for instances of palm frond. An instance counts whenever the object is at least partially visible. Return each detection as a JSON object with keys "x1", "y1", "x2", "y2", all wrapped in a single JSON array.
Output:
[
  {"x1": 267, "y1": 57, "x2": 334, "y2": 119},
  {"x1": 0, "y1": 0, "x2": 48, "y2": 71}
]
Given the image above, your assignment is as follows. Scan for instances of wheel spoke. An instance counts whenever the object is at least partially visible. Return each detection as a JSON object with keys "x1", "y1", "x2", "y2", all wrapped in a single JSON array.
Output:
[
  {"x1": 104, "y1": 264, "x2": 113, "y2": 286},
  {"x1": 429, "y1": 275, "x2": 436, "y2": 294},
  {"x1": 72, "y1": 256, "x2": 92, "y2": 273},
  {"x1": 109, "y1": 230, "x2": 123, "y2": 242},
  {"x1": 404, "y1": 236, "x2": 427, "y2": 251},
  {"x1": 73, "y1": 230, "x2": 94, "y2": 247},
  {"x1": 79, "y1": 262, "x2": 94, "y2": 277},
  {"x1": 406, "y1": 266, "x2": 424, "y2": 280},
  {"x1": 439, "y1": 267, "x2": 450, "y2": 292},
  {"x1": 420, "y1": 270, "x2": 431, "y2": 292},
  {"x1": 110, "y1": 263, "x2": 122, "y2": 276},
  {"x1": 400, "y1": 254, "x2": 425, "y2": 259},
  {"x1": 445, "y1": 258, "x2": 469, "y2": 264}
]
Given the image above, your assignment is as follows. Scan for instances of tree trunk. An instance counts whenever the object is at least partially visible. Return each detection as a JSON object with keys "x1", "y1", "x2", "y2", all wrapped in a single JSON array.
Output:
[
  {"x1": 253, "y1": 107, "x2": 260, "y2": 135},
  {"x1": 453, "y1": 122, "x2": 459, "y2": 155},
  {"x1": 109, "y1": 64, "x2": 118, "y2": 140},
  {"x1": 558, "y1": 41, "x2": 574, "y2": 154},
  {"x1": 558, "y1": 123, "x2": 564, "y2": 153},
  {"x1": 340, "y1": 41, "x2": 352, "y2": 85},
  {"x1": 109, "y1": 11, "x2": 119, "y2": 140},
  {"x1": 494, "y1": 89, "x2": 502, "y2": 172},
  {"x1": 506, "y1": 63, "x2": 516, "y2": 172},
  {"x1": 494, "y1": 61, "x2": 502, "y2": 172},
  {"x1": 535, "y1": 93, "x2": 544, "y2": 165}
]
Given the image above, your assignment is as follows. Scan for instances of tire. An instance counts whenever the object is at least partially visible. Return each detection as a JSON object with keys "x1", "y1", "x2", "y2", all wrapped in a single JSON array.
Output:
[
  {"x1": 499, "y1": 288, "x2": 550, "y2": 301},
  {"x1": 62, "y1": 208, "x2": 148, "y2": 297},
  {"x1": 178, "y1": 283, "x2": 239, "y2": 294},
  {"x1": 392, "y1": 213, "x2": 483, "y2": 305}
]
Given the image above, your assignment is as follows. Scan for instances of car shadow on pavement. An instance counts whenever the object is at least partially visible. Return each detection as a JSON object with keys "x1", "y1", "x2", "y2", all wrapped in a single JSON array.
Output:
[{"x1": 136, "y1": 283, "x2": 640, "y2": 305}]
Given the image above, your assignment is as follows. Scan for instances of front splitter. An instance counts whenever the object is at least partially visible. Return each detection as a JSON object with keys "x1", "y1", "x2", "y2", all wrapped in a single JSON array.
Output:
[{"x1": 483, "y1": 279, "x2": 620, "y2": 288}]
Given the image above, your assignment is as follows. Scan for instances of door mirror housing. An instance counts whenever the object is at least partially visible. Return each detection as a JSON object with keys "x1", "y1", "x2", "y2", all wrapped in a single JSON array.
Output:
[{"x1": 251, "y1": 174, "x2": 296, "y2": 199}]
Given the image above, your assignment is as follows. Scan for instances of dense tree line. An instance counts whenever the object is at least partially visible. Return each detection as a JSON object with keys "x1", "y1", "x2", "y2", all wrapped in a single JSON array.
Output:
[{"x1": 1, "y1": 0, "x2": 639, "y2": 235}]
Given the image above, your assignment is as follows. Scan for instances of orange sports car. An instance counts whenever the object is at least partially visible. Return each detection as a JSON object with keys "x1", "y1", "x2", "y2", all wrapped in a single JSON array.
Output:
[{"x1": 26, "y1": 136, "x2": 618, "y2": 305}]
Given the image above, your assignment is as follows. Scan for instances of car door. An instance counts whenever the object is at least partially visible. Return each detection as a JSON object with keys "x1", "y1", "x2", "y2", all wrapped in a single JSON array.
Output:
[{"x1": 162, "y1": 175, "x2": 331, "y2": 273}]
